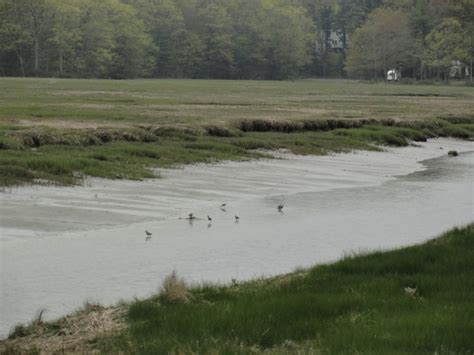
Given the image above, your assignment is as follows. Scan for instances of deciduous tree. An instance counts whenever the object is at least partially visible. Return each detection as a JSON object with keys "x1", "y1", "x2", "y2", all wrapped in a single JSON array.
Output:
[
  {"x1": 423, "y1": 17, "x2": 468, "y2": 80},
  {"x1": 346, "y1": 8, "x2": 415, "y2": 78}
]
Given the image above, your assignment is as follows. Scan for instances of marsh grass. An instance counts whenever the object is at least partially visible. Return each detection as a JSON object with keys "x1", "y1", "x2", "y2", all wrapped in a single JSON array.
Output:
[
  {"x1": 0, "y1": 134, "x2": 259, "y2": 186},
  {"x1": 97, "y1": 225, "x2": 474, "y2": 354},
  {"x1": 1, "y1": 78, "x2": 473, "y2": 187},
  {"x1": 1, "y1": 302, "x2": 126, "y2": 354},
  {"x1": 1, "y1": 78, "x2": 473, "y2": 125},
  {"x1": 159, "y1": 271, "x2": 191, "y2": 304},
  {"x1": 0, "y1": 118, "x2": 473, "y2": 187}
]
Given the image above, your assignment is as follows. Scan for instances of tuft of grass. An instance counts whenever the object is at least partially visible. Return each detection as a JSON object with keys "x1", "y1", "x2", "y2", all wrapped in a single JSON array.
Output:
[
  {"x1": 205, "y1": 125, "x2": 239, "y2": 137},
  {"x1": 236, "y1": 118, "x2": 372, "y2": 133},
  {"x1": 0, "y1": 135, "x2": 24, "y2": 150},
  {"x1": 8, "y1": 309, "x2": 46, "y2": 340},
  {"x1": 0, "y1": 345, "x2": 40, "y2": 355},
  {"x1": 332, "y1": 126, "x2": 410, "y2": 146},
  {"x1": 159, "y1": 271, "x2": 191, "y2": 304},
  {"x1": 11, "y1": 127, "x2": 159, "y2": 148},
  {"x1": 438, "y1": 113, "x2": 474, "y2": 124},
  {"x1": 441, "y1": 124, "x2": 472, "y2": 139}
]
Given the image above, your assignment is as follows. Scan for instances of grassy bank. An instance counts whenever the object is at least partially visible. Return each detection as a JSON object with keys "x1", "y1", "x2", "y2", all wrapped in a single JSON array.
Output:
[
  {"x1": 2, "y1": 224, "x2": 473, "y2": 353},
  {"x1": 1, "y1": 78, "x2": 473, "y2": 187},
  {"x1": 1, "y1": 118, "x2": 473, "y2": 187}
]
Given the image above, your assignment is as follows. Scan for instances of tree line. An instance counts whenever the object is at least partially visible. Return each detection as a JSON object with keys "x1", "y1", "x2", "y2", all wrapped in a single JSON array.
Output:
[
  {"x1": 346, "y1": 0, "x2": 473, "y2": 81},
  {"x1": 0, "y1": 0, "x2": 472, "y2": 80}
]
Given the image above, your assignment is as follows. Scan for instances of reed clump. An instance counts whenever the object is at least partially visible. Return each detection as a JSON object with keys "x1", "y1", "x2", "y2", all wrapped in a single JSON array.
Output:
[
  {"x1": 160, "y1": 271, "x2": 191, "y2": 304},
  {"x1": 236, "y1": 118, "x2": 378, "y2": 133},
  {"x1": 13, "y1": 127, "x2": 159, "y2": 148}
]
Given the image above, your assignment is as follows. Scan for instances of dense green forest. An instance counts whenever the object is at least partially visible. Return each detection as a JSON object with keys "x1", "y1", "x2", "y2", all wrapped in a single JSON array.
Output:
[{"x1": 0, "y1": 0, "x2": 472, "y2": 80}]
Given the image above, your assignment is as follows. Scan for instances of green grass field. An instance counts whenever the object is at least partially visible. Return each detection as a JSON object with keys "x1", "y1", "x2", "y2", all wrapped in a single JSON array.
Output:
[
  {"x1": 1, "y1": 78, "x2": 473, "y2": 186},
  {"x1": 2, "y1": 78, "x2": 473, "y2": 125},
  {"x1": 3, "y1": 225, "x2": 473, "y2": 353}
]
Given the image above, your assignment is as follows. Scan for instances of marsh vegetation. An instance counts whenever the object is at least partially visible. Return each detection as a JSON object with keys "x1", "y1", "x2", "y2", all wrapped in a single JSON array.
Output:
[{"x1": 1, "y1": 79, "x2": 473, "y2": 187}]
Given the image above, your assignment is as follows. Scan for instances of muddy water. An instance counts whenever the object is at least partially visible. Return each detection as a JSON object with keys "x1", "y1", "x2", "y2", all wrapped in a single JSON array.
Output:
[{"x1": 0, "y1": 139, "x2": 473, "y2": 337}]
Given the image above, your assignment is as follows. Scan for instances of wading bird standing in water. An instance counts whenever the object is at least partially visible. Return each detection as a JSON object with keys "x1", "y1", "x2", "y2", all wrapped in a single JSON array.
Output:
[
  {"x1": 277, "y1": 204, "x2": 284, "y2": 212},
  {"x1": 145, "y1": 230, "x2": 152, "y2": 241}
]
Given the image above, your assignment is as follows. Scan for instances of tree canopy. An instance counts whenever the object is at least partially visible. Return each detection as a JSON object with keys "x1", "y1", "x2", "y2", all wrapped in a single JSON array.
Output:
[
  {"x1": 346, "y1": 8, "x2": 416, "y2": 78},
  {"x1": 0, "y1": 0, "x2": 472, "y2": 80}
]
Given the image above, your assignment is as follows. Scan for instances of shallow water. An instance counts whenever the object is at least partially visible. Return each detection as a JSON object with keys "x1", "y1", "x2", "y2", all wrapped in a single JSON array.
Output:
[{"x1": 0, "y1": 139, "x2": 473, "y2": 338}]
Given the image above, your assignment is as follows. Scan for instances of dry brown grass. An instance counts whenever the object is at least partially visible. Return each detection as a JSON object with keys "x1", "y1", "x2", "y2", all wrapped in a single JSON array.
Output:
[
  {"x1": 0, "y1": 304, "x2": 126, "y2": 354},
  {"x1": 16, "y1": 119, "x2": 133, "y2": 130},
  {"x1": 160, "y1": 271, "x2": 191, "y2": 304}
]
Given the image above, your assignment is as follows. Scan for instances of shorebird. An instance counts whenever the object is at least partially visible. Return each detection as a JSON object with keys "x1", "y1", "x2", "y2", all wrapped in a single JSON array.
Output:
[
  {"x1": 235, "y1": 215, "x2": 240, "y2": 222},
  {"x1": 207, "y1": 215, "x2": 212, "y2": 221},
  {"x1": 277, "y1": 204, "x2": 284, "y2": 212},
  {"x1": 145, "y1": 230, "x2": 152, "y2": 241}
]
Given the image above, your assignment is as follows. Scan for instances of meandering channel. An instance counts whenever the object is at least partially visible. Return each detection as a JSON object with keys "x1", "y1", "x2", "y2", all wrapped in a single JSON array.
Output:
[{"x1": 0, "y1": 138, "x2": 472, "y2": 338}]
